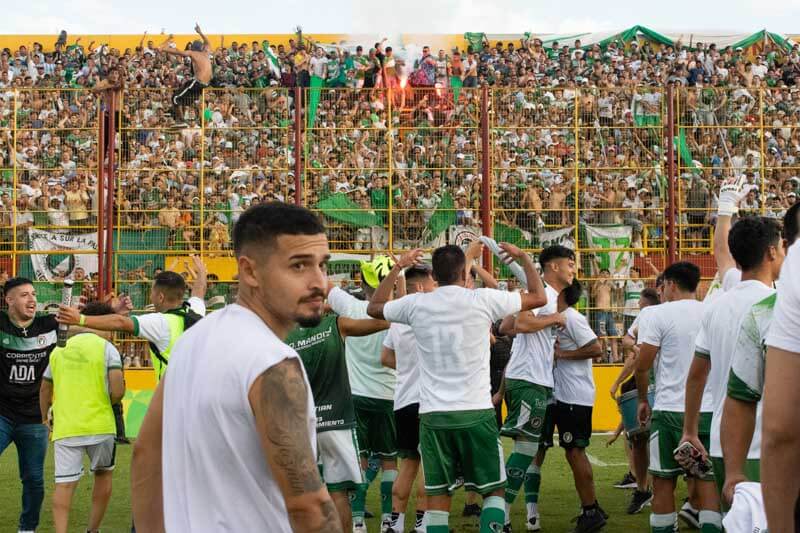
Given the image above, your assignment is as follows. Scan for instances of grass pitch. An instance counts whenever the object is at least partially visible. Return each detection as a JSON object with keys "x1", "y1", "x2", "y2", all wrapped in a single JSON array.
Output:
[{"x1": 0, "y1": 436, "x2": 689, "y2": 532}]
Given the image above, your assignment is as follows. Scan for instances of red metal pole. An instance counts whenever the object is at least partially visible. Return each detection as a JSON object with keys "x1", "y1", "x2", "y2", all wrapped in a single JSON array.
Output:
[
  {"x1": 294, "y1": 86, "x2": 302, "y2": 206},
  {"x1": 105, "y1": 91, "x2": 116, "y2": 296},
  {"x1": 480, "y1": 85, "x2": 492, "y2": 269},
  {"x1": 667, "y1": 85, "x2": 676, "y2": 266},
  {"x1": 96, "y1": 94, "x2": 106, "y2": 300}
]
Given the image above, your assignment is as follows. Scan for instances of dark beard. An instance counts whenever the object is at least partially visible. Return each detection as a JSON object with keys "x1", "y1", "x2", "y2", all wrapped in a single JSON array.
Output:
[{"x1": 296, "y1": 314, "x2": 323, "y2": 328}]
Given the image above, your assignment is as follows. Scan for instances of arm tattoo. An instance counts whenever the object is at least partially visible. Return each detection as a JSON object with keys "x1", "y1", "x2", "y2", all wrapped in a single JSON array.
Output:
[{"x1": 259, "y1": 358, "x2": 324, "y2": 495}]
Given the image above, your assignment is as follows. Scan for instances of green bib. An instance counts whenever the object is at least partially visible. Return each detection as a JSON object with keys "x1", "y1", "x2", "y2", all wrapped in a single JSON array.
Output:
[{"x1": 49, "y1": 334, "x2": 115, "y2": 440}]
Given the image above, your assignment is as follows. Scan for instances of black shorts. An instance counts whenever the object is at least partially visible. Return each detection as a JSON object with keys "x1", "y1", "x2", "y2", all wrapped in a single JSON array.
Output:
[
  {"x1": 394, "y1": 403, "x2": 420, "y2": 459},
  {"x1": 541, "y1": 401, "x2": 593, "y2": 449},
  {"x1": 173, "y1": 78, "x2": 208, "y2": 107}
]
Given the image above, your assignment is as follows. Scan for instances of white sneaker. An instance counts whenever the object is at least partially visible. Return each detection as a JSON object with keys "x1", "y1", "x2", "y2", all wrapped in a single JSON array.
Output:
[
  {"x1": 353, "y1": 521, "x2": 367, "y2": 533},
  {"x1": 380, "y1": 518, "x2": 391, "y2": 533},
  {"x1": 526, "y1": 514, "x2": 541, "y2": 531}
]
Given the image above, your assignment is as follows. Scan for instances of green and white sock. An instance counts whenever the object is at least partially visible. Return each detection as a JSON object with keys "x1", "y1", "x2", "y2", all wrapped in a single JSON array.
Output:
[
  {"x1": 525, "y1": 463, "x2": 542, "y2": 517},
  {"x1": 381, "y1": 469, "x2": 398, "y2": 521},
  {"x1": 481, "y1": 495, "x2": 506, "y2": 533},
  {"x1": 351, "y1": 483, "x2": 368, "y2": 525},
  {"x1": 699, "y1": 510, "x2": 722, "y2": 533},
  {"x1": 426, "y1": 510, "x2": 449, "y2": 533},
  {"x1": 650, "y1": 512, "x2": 677, "y2": 533},
  {"x1": 505, "y1": 440, "x2": 538, "y2": 506}
]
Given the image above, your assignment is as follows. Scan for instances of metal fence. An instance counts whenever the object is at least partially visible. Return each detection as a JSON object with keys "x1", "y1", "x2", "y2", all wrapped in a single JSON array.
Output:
[{"x1": 3, "y1": 86, "x2": 799, "y2": 364}]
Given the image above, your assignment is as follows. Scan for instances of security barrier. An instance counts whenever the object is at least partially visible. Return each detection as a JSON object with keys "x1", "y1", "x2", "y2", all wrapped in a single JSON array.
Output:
[{"x1": 2, "y1": 86, "x2": 798, "y2": 365}]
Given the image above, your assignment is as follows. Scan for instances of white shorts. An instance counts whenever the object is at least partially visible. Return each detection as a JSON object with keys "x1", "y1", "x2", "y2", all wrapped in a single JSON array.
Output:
[
  {"x1": 317, "y1": 428, "x2": 363, "y2": 492},
  {"x1": 54, "y1": 436, "x2": 116, "y2": 484}
]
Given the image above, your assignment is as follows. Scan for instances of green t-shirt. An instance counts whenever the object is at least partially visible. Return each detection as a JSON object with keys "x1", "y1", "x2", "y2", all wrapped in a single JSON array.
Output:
[{"x1": 285, "y1": 314, "x2": 355, "y2": 432}]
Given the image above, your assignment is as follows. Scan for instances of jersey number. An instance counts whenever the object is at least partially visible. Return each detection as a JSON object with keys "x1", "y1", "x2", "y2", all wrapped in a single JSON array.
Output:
[{"x1": 9, "y1": 365, "x2": 35, "y2": 382}]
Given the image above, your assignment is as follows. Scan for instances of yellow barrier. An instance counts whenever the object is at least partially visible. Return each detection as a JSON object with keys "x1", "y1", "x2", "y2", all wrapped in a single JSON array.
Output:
[{"x1": 125, "y1": 365, "x2": 624, "y2": 432}]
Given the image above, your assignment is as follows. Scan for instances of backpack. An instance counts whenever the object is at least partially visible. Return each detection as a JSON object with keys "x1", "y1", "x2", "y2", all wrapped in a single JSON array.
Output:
[{"x1": 148, "y1": 302, "x2": 203, "y2": 370}]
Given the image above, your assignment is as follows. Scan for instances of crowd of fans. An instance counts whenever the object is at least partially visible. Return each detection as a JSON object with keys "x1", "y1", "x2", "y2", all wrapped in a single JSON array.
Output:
[{"x1": 3, "y1": 31, "x2": 800, "y2": 360}]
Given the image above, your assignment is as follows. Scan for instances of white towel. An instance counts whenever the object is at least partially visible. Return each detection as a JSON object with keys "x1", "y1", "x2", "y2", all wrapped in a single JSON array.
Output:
[{"x1": 722, "y1": 482, "x2": 768, "y2": 533}]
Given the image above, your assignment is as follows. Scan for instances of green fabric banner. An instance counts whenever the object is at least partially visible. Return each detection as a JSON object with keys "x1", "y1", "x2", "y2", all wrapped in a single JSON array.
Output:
[
  {"x1": 308, "y1": 75, "x2": 325, "y2": 128},
  {"x1": 450, "y1": 76, "x2": 463, "y2": 103},
  {"x1": 676, "y1": 129, "x2": 701, "y2": 174},
  {"x1": 425, "y1": 192, "x2": 456, "y2": 238},
  {"x1": 463, "y1": 32, "x2": 487, "y2": 52},
  {"x1": 316, "y1": 193, "x2": 382, "y2": 228}
]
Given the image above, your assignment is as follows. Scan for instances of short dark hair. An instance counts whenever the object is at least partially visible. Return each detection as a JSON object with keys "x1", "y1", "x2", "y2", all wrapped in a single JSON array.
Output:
[
  {"x1": 655, "y1": 273, "x2": 665, "y2": 287},
  {"x1": 539, "y1": 245, "x2": 575, "y2": 268},
  {"x1": 641, "y1": 288, "x2": 660, "y2": 306},
  {"x1": 431, "y1": 245, "x2": 465, "y2": 286},
  {"x1": 561, "y1": 279, "x2": 582, "y2": 307},
  {"x1": 4, "y1": 277, "x2": 33, "y2": 294},
  {"x1": 233, "y1": 202, "x2": 325, "y2": 257},
  {"x1": 81, "y1": 302, "x2": 114, "y2": 316},
  {"x1": 662, "y1": 261, "x2": 701, "y2": 292},
  {"x1": 154, "y1": 271, "x2": 187, "y2": 300},
  {"x1": 729, "y1": 216, "x2": 783, "y2": 271},
  {"x1": 784, "y1": 200, "x2": 800, "y2": 245},
  {"x1": 405, "y1": 264, "x2": 432, "y2": 284}
]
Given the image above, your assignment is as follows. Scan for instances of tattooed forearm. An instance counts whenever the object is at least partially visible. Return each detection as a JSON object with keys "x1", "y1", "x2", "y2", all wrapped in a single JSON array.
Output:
[
  {"x1": 258, "y1": 358, "x2": 324, "y2": 495},
  {"x1": 319, "y1": 500, "x2": 344, "y2": 533}
]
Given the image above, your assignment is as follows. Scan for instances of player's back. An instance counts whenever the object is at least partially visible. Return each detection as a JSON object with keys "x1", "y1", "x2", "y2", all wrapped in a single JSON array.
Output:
[
  {"x1": 640, "y1": 299, "x2": 707, "y2": 411},
  {"x1": 387, "y1": 285, "x2": 521, "y2": 414},
  {"x1": 162, "y1": 303, "x2": 316, "y2": 532},
  {"x1": 698, "y1": 280, "x2": 774, "y2": 457}
]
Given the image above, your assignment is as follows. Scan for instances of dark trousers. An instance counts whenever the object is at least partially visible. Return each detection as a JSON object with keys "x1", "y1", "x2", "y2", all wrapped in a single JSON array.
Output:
[{"x1": 0, "y1": 414, "x2": 49, "y2": 531}]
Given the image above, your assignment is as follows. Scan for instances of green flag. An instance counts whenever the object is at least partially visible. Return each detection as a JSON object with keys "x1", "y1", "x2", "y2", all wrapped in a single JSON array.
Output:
[
  {"x1": 308, "y1": 75, "x2": 325, "y2": 128},
  {"x1": 450, "y1": 76, "x2": 463, "y2": 103},
  {"x1": 261, "y1": 40, "x2": 282, "y2": 78},
  {"x1": 425, "y1": 192, "x2": 456, "y2": 237},
  {"x1": 316, "y1": 193, "x2": 381, "y2": 228},
  {"x1": 676, "y1": 129, "x2": 701, "y2": 174}
]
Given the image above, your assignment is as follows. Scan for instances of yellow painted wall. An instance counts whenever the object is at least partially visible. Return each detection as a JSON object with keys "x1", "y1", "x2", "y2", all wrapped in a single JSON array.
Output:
[
  {"x1": 125, "y1": 364, "x2": 624, "y2": 431},
  {"x1": 0, "y1": 34, "x2": 467, "y2": 52}
]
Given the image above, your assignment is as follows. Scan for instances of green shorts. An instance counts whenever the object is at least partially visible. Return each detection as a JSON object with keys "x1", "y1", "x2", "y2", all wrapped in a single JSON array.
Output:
[
  {"x1": 352, "y1": 395, "x2": 397, "y2": 459},
  {"x1": 649, "y1": 411, "x2": 712, "y2": 480},
  {"x1": 420, "y1": 409, "x2": 505, "y2": 496},
  {"x1": 500, "y1": 379, "x2": 552, "y2": 442},
  {"x1": 711, "y1": 456, "x2": 760, "y2": 512}
]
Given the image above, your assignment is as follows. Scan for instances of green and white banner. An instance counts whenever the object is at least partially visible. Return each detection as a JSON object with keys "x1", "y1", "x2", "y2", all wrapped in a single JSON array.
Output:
[
  {"x1": 540, "y1": 226, "x2": 576, "y2": 250},
  {"x1": 28, "y1": 229, "x2": 98, "y2": 282},
  {"x1": 584, "y1": 224, "x2": 633, "y2": 277}
]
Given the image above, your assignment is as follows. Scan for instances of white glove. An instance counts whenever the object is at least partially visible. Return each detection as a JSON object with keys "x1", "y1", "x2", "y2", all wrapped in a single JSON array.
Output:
[
  {"x1": 479, "y1": 236, "x2": 528, "y2": 289},
  {"x1": 717, "y1": 176, "x2": 747, "y2": 217}
]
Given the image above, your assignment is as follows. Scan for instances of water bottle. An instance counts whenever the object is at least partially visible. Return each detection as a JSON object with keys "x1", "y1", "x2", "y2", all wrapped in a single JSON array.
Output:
[{"x1": 57, "y1": 280, "x2": 74, "y2": 347}]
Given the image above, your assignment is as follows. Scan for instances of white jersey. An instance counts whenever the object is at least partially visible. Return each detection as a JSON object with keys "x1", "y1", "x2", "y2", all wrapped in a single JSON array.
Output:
[
  {"x1": 695, "y1": 280, "x2": 774, "y2": 458},
  {"x1": 638, "y1": 299, "x2": 713, "y2": 412},
  {"x1": 505, "y1": 285, "x2": 560, "y2": 388},
  {"x1": 162, "y1": 304, "x2": 316, "y2": 532},
  {"x1": 327, "y1": 287, "x2": 395, "y2": 400},
  {"x1": 726, "y1": 291, "x2": 776, "y2": 460},
  {"x1": 553, "y1": 307, "x2": 598, "y2": 406},
  {"x1": 702, "y1": 267, "x2": 742, "y2": 306},
  {"x1": 623, "y1": 280, "x2": 645, "y2": 317},
  {"x1": 767, "y1": 240, "x2": 800, "y2": 353},
  {"x1": 131, "y1": 296, "x2": 207, "y2": 354},
  {"x1": 383, "y1": 323, "x2": 419, "y2": 410},
  {"x1": 383, "y1": 285, "x2": 522, "y2": 414}
]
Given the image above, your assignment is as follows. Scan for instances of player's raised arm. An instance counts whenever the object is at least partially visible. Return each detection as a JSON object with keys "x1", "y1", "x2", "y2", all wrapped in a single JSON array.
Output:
[
  {"x1": 250, "y1": 358, "x2": 342, "y2": 532},
  {"x1": 366, "y1": 249, "x2": 423, "y2": 319},
  {"x1": 714, "y1": 177, "x2": 746, "y2": 279},
  {"x1": 498, "y1": 242, "x2": 546, "y2": 310},
  {"x1": 337, "y1": 317, "x2": 390, "y2": 339}
]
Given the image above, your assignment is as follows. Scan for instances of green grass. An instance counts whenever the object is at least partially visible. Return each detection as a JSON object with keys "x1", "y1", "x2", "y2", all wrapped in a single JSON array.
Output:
[{"x1": 0, "y1": 437, "x2": 689, "y2": 532}]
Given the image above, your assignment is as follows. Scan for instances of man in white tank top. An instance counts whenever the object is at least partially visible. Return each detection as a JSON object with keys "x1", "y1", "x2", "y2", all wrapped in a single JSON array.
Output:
[{"x1": 131, "y1": 203, "x2": 343, "y2": 533}]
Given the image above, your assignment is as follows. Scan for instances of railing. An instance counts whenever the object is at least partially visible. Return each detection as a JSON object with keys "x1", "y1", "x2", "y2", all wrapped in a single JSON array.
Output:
[{"x1": 2, "y1": 86, "x2": 798, "y2": 364}]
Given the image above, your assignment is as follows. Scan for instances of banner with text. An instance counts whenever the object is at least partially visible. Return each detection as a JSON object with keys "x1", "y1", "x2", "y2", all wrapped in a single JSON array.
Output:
[{"x1": 27, "y1": 229, "x2": 98, "y2": 282}]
